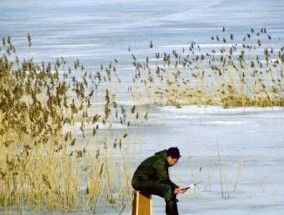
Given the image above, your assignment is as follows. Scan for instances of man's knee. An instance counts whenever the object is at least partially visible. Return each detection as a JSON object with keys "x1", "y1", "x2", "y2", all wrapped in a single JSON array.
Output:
[{"x1": 131, "y1": 180, "x2": 174, "y2": 201}]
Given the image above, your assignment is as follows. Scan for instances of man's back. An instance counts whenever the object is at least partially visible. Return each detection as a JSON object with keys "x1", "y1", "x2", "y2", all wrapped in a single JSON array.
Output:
[{"x1": 133, "y1": 149, "x2": 168, "y2": 182}]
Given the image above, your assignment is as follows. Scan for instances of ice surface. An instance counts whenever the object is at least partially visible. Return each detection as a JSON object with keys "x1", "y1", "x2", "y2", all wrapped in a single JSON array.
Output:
[{"x1": 128, "y1": 105, "x2": 284, "y2": 215}]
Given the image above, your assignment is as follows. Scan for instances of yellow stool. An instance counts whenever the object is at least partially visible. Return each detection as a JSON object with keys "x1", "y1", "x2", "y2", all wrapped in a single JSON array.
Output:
[{"x1": 132, "y1": 191, "x2": 152, "y2": 215}]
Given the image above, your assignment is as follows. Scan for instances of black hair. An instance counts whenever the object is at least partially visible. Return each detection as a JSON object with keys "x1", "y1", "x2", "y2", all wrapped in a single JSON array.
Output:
[{"x1": 167, "y1": 147, "x2": 181, "y2": 158}]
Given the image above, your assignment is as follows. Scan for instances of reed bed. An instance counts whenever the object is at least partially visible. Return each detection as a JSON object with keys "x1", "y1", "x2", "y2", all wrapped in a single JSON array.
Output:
[
  {"x1": 130, "y1": 27, "x2": 284, "y2": 108},
  {"x1": 0, "y1": 36, "x2": 141, "y2": 213},
  {"x1": 0, "y1": 27, "x2": 283, "y2": 213}
]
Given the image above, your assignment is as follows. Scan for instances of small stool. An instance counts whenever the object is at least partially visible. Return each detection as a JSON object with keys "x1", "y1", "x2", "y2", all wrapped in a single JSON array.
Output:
[{"x1": 132, "y1": 191, "x2": 152, "y2": 215}]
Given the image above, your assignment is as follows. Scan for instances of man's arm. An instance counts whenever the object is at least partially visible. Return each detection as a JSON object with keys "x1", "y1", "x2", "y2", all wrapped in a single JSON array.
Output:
[{"x1": 153, "y1": 160, "x2": 178, "y2": 188}]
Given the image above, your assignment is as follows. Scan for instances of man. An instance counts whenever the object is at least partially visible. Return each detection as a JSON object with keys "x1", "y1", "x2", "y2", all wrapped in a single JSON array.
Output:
[{"x1": 132, "y1": 147, "x2": 186, "y2": 215}]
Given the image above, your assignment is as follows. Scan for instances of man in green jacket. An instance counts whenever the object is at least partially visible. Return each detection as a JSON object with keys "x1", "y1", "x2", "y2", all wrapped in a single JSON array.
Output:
[{"x1": 132, "y1": 147, "x2": 186, "y2": 215}]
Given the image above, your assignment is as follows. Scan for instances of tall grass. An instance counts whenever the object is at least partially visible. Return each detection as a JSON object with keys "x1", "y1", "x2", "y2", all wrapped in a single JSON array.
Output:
[
  {"x1": 130, "y1": 27, "x2": 284, "y2": 108},
  {"x1": 217, "y1": 144, "x2": 230, "y2": 199},
  {"x1": 0, "y1": 36, "x2": 142, "y2": 213},
  {"x1": 1, "y1": 27, "x2": 283, "y2": 212},
  {"x1": 234, "y1": 159, "x2": 244, "y2": 192}
]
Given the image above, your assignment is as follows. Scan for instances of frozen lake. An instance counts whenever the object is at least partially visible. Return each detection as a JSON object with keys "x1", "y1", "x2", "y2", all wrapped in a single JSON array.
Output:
[
  {"x1": 137, "y1": 106, "x2": 284, "y2": 215},
  {"x1": 1, "y1": 0, "x2": 284, "y2": 68},
  {"x1": 91, "y1": 106, "x2": 284, "y2": 215},
  {"x1": 1, "y1": 0, "x2": 284, "y2": 214}
]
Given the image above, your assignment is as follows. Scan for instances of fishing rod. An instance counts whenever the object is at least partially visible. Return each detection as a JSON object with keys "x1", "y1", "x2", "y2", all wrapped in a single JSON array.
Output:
[{"x1": 183, "y1": 181, "x2": 201, "y2": 190}]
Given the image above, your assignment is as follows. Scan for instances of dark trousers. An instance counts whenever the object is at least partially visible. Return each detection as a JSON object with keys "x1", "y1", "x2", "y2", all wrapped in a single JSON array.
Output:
[
  {"x1": 132, "y1": 177, "x2": 176, "y2": 201},
  {"x1": 132, "y1": 178, "x2": 179, "y2": 215}
]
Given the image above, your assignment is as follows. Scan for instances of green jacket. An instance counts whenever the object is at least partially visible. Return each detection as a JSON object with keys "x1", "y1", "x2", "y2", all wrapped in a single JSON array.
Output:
[{"x1": 132, "y1": 149, "x2": 178, "y2": 188}]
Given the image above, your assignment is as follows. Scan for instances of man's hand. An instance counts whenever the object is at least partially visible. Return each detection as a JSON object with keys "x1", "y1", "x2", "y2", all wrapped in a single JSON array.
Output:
[
  {"x1": 174, "y1": 187, "x2": 187, "y2": 194},
  {"x1": 178, "y1": 184, "x2": 196, "y2": 192}
]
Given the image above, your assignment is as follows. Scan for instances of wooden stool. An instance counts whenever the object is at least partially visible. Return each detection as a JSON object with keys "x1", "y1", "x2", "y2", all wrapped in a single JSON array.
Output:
[{"x1": 132, "y1": 191, "x2": 152, "y2": 215}]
